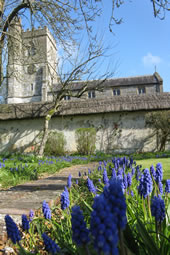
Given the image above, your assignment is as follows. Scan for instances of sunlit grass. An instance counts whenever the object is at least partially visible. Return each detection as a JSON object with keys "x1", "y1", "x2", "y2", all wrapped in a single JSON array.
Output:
[{"x1": 136, "y1": 158, "x2": 170, "y2": 180}]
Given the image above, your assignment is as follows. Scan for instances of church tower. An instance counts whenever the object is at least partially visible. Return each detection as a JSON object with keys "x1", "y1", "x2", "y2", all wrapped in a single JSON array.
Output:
[
  {"x1": 7, "y1": 19, "x2": 58, "y2": 104},
  {"x1": 7, "y1": 17, "x2": 23, "y2": 103}
]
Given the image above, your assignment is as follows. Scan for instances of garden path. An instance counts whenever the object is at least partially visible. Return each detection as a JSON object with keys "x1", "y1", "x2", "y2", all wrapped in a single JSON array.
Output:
[{"x1": 0, "y1": 162, "x2": 98, "y2": 242}]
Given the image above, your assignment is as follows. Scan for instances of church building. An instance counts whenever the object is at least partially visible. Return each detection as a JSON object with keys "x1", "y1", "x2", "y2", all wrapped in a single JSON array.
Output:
[{"x1": 0, "y1": 17, "x2": 164, "y2": 104}]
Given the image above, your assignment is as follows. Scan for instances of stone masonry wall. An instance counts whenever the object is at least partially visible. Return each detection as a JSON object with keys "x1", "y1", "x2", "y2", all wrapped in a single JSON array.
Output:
[
  {"x1": 0, "y1": 93, "x2": 170, "y2": 154},
  {"x1": 0, "y1": 111, "x2": 169, "y2": 154}
]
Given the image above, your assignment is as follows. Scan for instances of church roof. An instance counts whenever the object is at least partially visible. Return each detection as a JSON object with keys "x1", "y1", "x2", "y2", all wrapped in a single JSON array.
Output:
[{"x1": 54, "y1": 72, "x2": 162, "y2": 91}]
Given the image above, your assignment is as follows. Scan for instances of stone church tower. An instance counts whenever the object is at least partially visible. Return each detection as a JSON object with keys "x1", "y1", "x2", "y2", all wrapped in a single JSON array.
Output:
[{"x1": 7, "y1": 17, "x2": 58, "y2": 104}]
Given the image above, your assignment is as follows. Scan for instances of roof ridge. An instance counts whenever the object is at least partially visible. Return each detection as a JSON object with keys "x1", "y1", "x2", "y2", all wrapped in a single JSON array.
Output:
[{"x1": 107, "y1": 73, "x2": 154, "y2": 81}]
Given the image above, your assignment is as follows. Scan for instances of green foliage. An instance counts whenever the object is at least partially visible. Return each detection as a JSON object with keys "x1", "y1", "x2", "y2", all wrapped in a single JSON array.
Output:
[
  {"x1": 75, "y1": 128, "x2": 96, "y2": 155},
  {"x1": 7, "y1": 156, "x2": 170, "y2": 254},
  {"x1": 0, "y1": 152, "x2": 170, "y2": 188},
  {"x1": 44, "y1": 131, "x2": 66, "y2": 156}
]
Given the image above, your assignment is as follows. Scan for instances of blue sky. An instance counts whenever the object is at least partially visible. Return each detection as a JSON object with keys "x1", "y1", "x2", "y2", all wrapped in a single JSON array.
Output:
[
  {"x1": 3, "y1": 1, "x2": 170, "y2": 92},
  {"x1": 95, "y1": 1, "x2": 170, "y2": 92}
]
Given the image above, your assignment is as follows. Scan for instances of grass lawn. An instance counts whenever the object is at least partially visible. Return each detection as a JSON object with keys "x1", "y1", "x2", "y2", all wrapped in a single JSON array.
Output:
[{"x1": 136, "y1": 158, "x2": 170, "y2": 180}]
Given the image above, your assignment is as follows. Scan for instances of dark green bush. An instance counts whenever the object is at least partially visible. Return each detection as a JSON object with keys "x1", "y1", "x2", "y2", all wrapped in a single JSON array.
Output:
[
  {"x1": 44, "y1": 131, "x2": 66, "y2": 156},
  {"x1": 75, "y1": 127, "x2": 96, "y2": 155}
]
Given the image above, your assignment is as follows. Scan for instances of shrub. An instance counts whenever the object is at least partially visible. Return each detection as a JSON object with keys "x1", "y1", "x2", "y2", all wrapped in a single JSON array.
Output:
[
  {"x1": 44, "y1": 131, "x2": 66, "y2": 156},
  {"x1": 75, "y1": 128, "x2": 96, "y2": 155}
]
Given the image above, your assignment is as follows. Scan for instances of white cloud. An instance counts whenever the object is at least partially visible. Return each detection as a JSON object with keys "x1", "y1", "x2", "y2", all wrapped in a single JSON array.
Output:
[{"x1": 142, "y1": 53, "x2": 162, "y2": 67}]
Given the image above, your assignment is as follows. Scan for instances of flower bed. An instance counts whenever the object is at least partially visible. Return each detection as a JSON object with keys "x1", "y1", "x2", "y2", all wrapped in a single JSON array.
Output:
[{"x1": 4, "y1": 156, "x2": 170, "y2": 254}]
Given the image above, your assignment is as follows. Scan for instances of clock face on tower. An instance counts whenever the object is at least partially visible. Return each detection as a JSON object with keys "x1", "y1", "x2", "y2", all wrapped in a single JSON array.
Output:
[{"x1": 27, "y1": 64, "x2": 36, "y2": 75}]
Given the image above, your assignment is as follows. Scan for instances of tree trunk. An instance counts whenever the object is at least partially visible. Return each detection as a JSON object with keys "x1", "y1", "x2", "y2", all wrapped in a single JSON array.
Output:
[
  {"x1": 159, "y1": 134, "x2": 168, "y2": 152},
  {"x1": 38, "y1": 116, "x2": 50, "y2": 156},
  {"x1": 38, "y1": 102, "x2": 60, "y2": 156}
]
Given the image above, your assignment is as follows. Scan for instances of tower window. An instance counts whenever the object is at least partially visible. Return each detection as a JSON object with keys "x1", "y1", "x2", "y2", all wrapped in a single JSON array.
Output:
[
  {"x1": 113, "y1": 89, "x2": 120, "y2": 96},
  {"x1": 31, "y1": 83, "x2": 34, "y2": 91},
  {"x1": 88, "y1": 91, "x2": 95, "y2": 98},
  {"x1": 138, "y1": 87, "x2": 145, "y2": 94},
  {"x1": 28, "y1": 42, "x2": 36, "y2": 56}
]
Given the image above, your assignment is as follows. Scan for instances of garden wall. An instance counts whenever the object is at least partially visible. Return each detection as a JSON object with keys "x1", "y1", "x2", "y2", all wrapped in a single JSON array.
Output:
[{"x1": 0, "y1": 93, "x2": 170, "y2": 154}]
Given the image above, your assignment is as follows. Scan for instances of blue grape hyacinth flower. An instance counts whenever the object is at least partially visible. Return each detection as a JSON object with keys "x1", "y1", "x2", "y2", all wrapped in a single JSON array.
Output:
[
  {"x1": 151, "y1": 195, "x2": 165, "y2": 223},
  {"x1": 136, "y1": 166, "x2": 141, "y2": 181},
  {"x1": 71, "y1": 205, "x2": 90, "y2": 246},
  {"x1": 155, "y1": 163, "x2": 163, "y2": 183},
  {"x1": 42, "y1": 233, "x2": 60, "y2": 254},
  {"x1": 117, "y1": 168, "x2": 123, "y2": 178},
  {"x1": 165, "y1": 179, "x2": 170, "y2": 193},
  {"x1": 131, "y1": 167, "x2": 135, "y2": 176},
  {"x1": 138, "y1": 174, "x2": 144, "y2": 197},
  {"x1": 103, "y1": 168, "x2": 109, "y2": 185},
  {"x1": 98, "y1": 163, "x2": 102, "y2": 171},
  {"x1": 60, "y1": 186, "x2": 70, "y2": 210},
  {"x1": 111, "y1": 168, "x2": 116, "y2": 179},
  {"x1": 139, "y1": 169, "x2": 153, "y2": 199},
  {"x1": 158, "y1": 181, "x2": 163, "y2": 195},
  {"x1": 29, "y1": 209, "x2": 34, "y2": 222},
  {"x1": 22, "y1": 214, "x2": 30, "y2": 231},
  {"x1": 103, "y1": 179, "x2": 127, "y2": 230},
  {"x1": 5, "y1": 215, "x2": 21, "y2": 244},
  {"x1": 90, "y1": 179, "x2": 127, "y2": 255},
  {"x1": 42, "y1": 200, "x2": 51, "y2": 220},
  {"x1": 87, "y1": 178, "x2": 96, "y2": 194},
  {"x1": 127, "y1": 172, "x2": 132, "y2": 187},
  {"x1": 90, "y1": 194, "x2": 119, "y2": 255},
  {"x1": 123, "y1": 174, "x2": 128, "y2": 190},
  {"x1": 130, "y1": 190, "x2": 134, "y2": 197},
  {"x1": 150, "y1": 165, "x2": 156, "y2": 179}
]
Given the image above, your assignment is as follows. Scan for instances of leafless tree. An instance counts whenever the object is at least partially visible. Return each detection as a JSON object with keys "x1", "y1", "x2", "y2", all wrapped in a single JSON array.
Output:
[
  {"x1": 95, "y1": 0, "x2": 170, "y2": 31},
  {"x1": 146, "y1": 110, "x2": 170, "y2": 151},
  {"x1": 0, "y1": 0, "x2": 104, "y2": 83},
  {"x1": 38, "y1": 41, "x2": 114, "y2": 156},
  {"x1": 0, "y1": 0, "x2": 115, "y2": 156},
  {"x1": 0, "y1": 0, "x2": 169, "y2": 82}
]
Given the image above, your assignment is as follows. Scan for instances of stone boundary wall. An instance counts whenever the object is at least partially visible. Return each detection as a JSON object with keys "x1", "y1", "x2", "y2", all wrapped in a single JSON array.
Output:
[{"x1": 0, "y1": 93, "x2": 170, "y2": 154}]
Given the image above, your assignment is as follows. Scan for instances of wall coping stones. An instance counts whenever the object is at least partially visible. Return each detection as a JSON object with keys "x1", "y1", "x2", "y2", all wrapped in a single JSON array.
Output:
[{"x1": 0, "y1": 93, "x2": 170, "y2": 120}]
